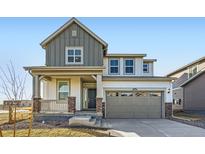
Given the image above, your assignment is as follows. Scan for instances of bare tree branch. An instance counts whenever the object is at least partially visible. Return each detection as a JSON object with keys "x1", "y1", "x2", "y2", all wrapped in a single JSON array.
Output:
[{"x1": 0, "y1": 61, "x2": 27, "y2": 100}]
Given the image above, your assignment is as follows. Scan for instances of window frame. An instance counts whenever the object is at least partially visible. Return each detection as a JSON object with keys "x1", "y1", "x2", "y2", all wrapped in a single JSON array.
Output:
[
  {"x1": 188, "y1": 64, "x2": 198, "y2": 78},
  {"x1": 143, "y1": 63, "x2": 149, "y2": 73},
  {"x1": 56, "y1": 80, "x2": 70, "y2": 101},
  {"x1": 65, "y1": 47, "x2": 83, "y2": 65},
  {"x1": 124, "y1": 58, "x2": 135, "y2": 75},
  {"x1": 109, "y1": 58, "x2": 120, "y2": 75}
]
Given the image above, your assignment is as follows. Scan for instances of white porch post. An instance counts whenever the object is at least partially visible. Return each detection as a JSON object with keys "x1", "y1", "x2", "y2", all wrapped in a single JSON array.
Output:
[
  {"x1": 33, "y1": 75, "x2": 41, "y2": 98},
  {"x1": 32, "y1": 75, "x2": 41, "y2": 112},
  {"x1": 96, "y1": 74, "x2": 103, "y2": 98},
  {"x1": 96, "y1": 74, "x2": 103, "y2": 116}
]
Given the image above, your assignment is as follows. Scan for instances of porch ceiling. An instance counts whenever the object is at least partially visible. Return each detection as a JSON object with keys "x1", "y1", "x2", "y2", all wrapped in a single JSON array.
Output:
[{"x1": 24, "y1": 66, "x2": 104, "y2": 76}]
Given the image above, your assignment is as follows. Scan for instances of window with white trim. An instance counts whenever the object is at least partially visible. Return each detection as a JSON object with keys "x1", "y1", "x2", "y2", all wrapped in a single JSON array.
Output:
[
  {"x1": 65, "y1": 47, "x2": 83, "y2": 64},
  {"x1": 143, "y1": 63, "x2": 149, "y2": 73},
  {"x1": 109, "y1": 59, "x2": 119, "y2": 74},
  {"x1": 57, "y1": 81, "x2": 69, "y2": 100},
  {"x1": 189, "y1": 65, "x2": 198, "y2": 78},
  {"x1": 124, "y1": 59, "x2": 134, "y2": 74}
]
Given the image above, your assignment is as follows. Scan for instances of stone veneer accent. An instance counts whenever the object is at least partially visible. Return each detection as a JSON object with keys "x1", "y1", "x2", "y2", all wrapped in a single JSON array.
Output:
[
  {"x1": 33, "y1": 98, "x2": 41, "y2": 112},
  {"x1": 68, "y1": 97, "x2": 76, "y2": 113},
  {"x1": 96, "y1": 98, "x2": 103, "y2": 116},
  {"x1": 165, "y1": 103, "x2": 173, "y2": 118},
  {"x1": 102, "y1": 102, "x2": 105, "y2": 118}
]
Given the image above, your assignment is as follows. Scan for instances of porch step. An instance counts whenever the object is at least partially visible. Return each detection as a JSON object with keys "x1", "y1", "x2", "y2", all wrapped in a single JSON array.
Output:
[
  {"x1": 74, "y1": 111, "x2": 98, "y2": 117},
  {"x1": 68, "y1": 116, "x2": 111, "y2": 129},
  {"x1": 68, "y1": 116, "x2": 95, "y2": 127}
]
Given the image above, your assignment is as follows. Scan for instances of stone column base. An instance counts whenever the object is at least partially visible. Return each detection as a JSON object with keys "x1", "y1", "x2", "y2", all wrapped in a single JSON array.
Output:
[
  {"x1": 102, "y1": 102, "x2": 105, "y2": 118},
  {"x1": 68, "y1": 97, "x2": 76, "y2": 113},
  {"x1": 96, "y1": 98, "x2": 103, "y2": 116},
  {"x1": 165, "y1": 103, "x2": 173, "y2": 118},
  {"x1": 33, "y1": 98, "x2": 41, "y2": 112}
]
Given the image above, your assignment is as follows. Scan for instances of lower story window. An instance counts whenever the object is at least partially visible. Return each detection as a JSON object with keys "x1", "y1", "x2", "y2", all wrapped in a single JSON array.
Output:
[
  {"x1": 57, "y1": 81, "x2": 69, "y2": 100},
  {"x1": 149, "y1": 92, "x2": 161, "y2": 97},
  {"x1": 107, "y1": 92, "x2": 119, "y2": 97},
  {"x1": 135, "y1": 91, "x2": 148, "y2": 97},
  {"x1": 120, "y1": 92, "x2": 133, "y2": 96}
]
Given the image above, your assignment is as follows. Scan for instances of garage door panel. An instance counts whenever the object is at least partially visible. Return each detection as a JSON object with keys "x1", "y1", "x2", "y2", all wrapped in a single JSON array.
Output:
[{"x1": 106, "y1": 91, "x2": 162, "y2": 118}]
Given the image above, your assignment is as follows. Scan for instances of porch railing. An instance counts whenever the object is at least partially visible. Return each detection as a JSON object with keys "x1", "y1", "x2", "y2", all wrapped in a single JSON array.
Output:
[{"x1": 40, "y1": 100, "x2": 68, "y2": 113}]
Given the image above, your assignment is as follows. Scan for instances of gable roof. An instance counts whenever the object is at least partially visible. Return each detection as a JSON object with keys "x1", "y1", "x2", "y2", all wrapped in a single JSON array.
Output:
[
  {"x1": 180, "y1": 69, "x2": 205, "y2": 87},
  {"x1": 40, "y1": 17, "x2": 108, "y2": 49},
  {"x1": 167, "y1": 56, "x2": 205, "y2": 77}
]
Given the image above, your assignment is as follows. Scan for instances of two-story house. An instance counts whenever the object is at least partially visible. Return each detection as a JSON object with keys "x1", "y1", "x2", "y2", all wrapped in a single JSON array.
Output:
[
  {"x1": 167, "y1": 57, "x2": 205, "y2": 111},
  {"x1": 24, "y1": 17, "x2": 173, "y2": 118}
]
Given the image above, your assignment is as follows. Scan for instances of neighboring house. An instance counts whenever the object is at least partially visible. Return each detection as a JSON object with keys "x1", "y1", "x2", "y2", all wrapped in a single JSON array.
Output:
[
  {"x1": 167, "y1": 57, "x2": 205, "y2": 111},
  {"x1": 24, "y1": 17, "x2": 173, "y2": 118}
]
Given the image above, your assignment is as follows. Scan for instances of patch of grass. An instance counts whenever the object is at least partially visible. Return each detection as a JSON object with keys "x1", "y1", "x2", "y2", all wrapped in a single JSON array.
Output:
[
  {"x1": 2, "y1": 128, "x2": 110, "y2": 137},
  {"x1": 0, "y1": 113, "x2": 9, "y2": 125},
  {"x1": 0, "y1": 112, "x2": 30, "y2": 125}
]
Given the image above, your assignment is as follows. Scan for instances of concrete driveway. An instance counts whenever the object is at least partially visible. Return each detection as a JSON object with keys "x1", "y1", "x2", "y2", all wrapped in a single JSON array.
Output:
[{"x1": 105, "y1": 119, "x2": 205, "y2": 137}]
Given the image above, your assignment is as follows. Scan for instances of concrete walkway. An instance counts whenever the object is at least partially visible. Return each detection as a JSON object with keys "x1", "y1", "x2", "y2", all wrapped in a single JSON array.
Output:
[{"x1": 106, "y1": 119, "x2": 205, "y2": 137}]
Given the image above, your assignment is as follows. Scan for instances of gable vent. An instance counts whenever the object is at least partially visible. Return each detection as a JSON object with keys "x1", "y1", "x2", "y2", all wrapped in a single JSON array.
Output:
[{"x1": 72, "y1": 30, "x2": 77, "y2": 37}]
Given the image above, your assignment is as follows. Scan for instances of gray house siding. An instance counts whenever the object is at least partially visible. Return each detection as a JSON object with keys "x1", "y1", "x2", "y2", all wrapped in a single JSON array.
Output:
[
  {"x1": 45, "y1": 23, "x2": 104, "y2": 66},
  {"x1": 183, "y1": 72, "x2": 205, "y2": 110},
  {"x1": 173, "y1": 88, "x2": 183, "y2": 101}
]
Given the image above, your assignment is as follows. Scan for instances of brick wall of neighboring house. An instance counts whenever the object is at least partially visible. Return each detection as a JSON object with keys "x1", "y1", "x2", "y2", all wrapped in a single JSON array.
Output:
[{"x1": 3, "y1": 100, "x2": 33, "y2": 110}]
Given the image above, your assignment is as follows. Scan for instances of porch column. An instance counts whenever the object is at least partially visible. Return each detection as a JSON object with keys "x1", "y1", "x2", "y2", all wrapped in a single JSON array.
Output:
[
  {"x1": 32, "y1": 75, "x2": 41, "y2": 112},
  {"x1": 96, "y1": 74, "x2": 103, "y2": 116}
]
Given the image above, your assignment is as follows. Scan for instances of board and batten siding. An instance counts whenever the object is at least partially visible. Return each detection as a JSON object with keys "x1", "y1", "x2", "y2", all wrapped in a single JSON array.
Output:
[
  {"x1": 45, "y1": 23, "x2": 104, "y2": 66},
  {"x1": 183, "y1": 72, "x2": 205, "y2": 110}
]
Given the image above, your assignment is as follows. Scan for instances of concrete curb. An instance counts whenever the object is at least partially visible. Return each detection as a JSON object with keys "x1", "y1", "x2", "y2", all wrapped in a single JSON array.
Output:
[{"x1": 108, "y1": 129, "x2": 139, "y2": 137}]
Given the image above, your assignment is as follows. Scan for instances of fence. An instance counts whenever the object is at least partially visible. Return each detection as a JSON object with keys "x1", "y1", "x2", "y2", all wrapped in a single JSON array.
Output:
[
  {"x1": 40, "y1": 100, "x2": 68, "y2": 113},
  {"x1": 3, "y1": 100, "x2": 33, "y2": 110}
]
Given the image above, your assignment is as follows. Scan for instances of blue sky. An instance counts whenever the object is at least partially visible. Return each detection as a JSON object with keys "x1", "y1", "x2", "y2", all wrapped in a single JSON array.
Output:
[{"x1": 0, "y1": 17, "x2": 205, "y2": 101}]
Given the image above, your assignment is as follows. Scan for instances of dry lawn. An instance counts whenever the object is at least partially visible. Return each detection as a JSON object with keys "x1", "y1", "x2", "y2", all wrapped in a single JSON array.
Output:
[
  {"x1": 0, "y1": 113, "x2": 9, "y2": 125},
  {"x1": 0, "y1": 111, "x2": 30, "y2": 125},
  {"x1": 1, "y1": 128, "x2": 110, "y2": 137}
]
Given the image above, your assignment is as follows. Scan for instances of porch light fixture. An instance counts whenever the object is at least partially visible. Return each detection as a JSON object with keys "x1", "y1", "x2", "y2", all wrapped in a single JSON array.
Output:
[{"x1": 167, "y1": 88, "x2": 170, "y2": 94}]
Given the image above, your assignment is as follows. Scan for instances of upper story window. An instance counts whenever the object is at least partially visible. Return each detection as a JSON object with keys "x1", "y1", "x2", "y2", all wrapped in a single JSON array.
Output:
[
  {"x1": 189, "y1": 65, "x2": 198, "y2": 78},
  {"x1": 143, "y1": 63, "x2": 149, "y2": 73},
  {"x1": 65, "y1": 47, "x2": 83, "y2": 64},
  {"x1": 109, "y1": 59, "x2": 120, "y2": 74},
  {"x1": 57, "y1": 81, "x2": 69, "y2": 100},
  {"x1": 124, "y1": 59, "x2": 134, "y2": 74}
]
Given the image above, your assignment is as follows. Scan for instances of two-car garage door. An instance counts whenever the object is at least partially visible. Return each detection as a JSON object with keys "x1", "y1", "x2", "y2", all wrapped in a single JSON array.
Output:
[{"x1": 106, "y1": 91, "x2": 162, "y2": 118}]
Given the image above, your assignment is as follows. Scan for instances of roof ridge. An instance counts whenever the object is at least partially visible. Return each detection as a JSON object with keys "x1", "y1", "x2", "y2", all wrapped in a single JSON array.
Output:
[
  {"x1": 40, "y1": 17, "x2": 108, "y2": 49},
  {"x1": 167, "y1": 56, "x2": 205, "y2": 77}
]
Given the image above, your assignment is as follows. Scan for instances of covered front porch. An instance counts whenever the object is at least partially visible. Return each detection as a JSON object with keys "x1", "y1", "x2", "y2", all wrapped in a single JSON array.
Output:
[{"x1": 24, "y1": 66, "x2": 105, "y2": 116}]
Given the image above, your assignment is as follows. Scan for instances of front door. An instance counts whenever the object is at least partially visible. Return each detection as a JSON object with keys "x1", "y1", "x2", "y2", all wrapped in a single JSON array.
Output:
[{"x1": 88, "y1": 89, "x2": 96, "y2": 109}]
